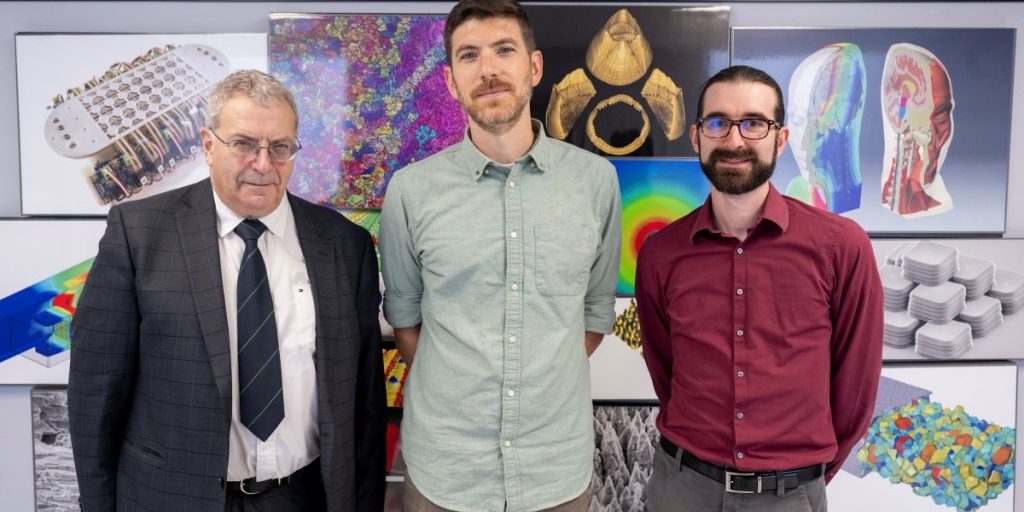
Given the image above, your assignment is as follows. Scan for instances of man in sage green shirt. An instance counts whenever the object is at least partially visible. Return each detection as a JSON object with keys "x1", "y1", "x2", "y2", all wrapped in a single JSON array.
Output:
[{"x1": 378, "y1": 1, "x2": 621, "y2": 511}]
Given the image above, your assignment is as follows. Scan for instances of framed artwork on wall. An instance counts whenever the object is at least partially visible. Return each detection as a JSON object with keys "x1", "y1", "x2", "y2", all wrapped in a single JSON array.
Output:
[
  {"x1": 871, "y1": 239, "x2": 1024, "y2": 361},
  {"x1": 612, "y1": 158, "x2": 708, "y2": 296},
  {"x1": 269, "y1": 13, "x2": 466, "y2": 210},
  {"x1": 0, "y1": 220, "x2": 106, "y2": 384},
  {"x1": 15, "y1": 33, "x2": 268, "y2": 215},
  {"x1": 527, "y1": 5, "x2": 729, "y2": 158},
  {"x1": 732, "y1": 28, "x2": 1014, "y2": 235}
]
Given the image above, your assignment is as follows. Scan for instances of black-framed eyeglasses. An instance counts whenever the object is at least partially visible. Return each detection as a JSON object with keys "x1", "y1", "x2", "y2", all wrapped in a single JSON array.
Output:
[
  {"x1": 208, "y1": 128, "x2": 302, "y2": 163},
  {"x1": 697, "y1": 116, "x2": 781, "y2": 140}
]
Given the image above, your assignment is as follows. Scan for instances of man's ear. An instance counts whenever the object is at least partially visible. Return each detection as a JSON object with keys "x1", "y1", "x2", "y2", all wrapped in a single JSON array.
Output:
[
  {"x1": 530, "y1": 49, "x2": 543, "y2": 87},
  {"x1": 200, "y1": 127, "x2": 215, "y2": 166},
  {"x1": 775, "y1": 125, "x2": 789, "y2": 157},
  {"x1": 444, "y1": 65, "x2": 458, "y2": 100}
]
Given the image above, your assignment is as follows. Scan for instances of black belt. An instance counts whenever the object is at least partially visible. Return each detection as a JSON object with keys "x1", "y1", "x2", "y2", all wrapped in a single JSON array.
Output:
[
  {"x1": 659, "y1": 437, "x2": 824, "y2": 494},
  {"x1": 223, "y1": 458, "x2": 319, "y2": 495}
]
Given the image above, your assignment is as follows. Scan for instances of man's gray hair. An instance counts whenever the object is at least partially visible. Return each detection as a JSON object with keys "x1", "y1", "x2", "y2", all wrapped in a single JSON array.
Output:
[{"x1": 206, "y1": 69, "x2": 298, "y2": 130}]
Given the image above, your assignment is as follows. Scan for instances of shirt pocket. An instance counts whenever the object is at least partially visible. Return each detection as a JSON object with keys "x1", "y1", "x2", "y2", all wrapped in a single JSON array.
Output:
[{"x1": 533, "y1": 225, "x2": 596, "y2": 296}]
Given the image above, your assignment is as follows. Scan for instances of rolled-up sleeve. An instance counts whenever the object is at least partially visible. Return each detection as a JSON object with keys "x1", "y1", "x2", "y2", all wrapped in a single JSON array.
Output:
[
  {"x1": 584, "y1": 162, "x2": 621, "y2": 334},
  {"x1": 379, "y1": 172, "x2": 424, "y2": 328}
]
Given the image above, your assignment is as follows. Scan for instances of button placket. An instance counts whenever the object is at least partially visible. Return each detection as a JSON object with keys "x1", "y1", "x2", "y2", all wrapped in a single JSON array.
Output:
[{"x1": 500, "y1": 164, "x2": 525, "y2": 498}]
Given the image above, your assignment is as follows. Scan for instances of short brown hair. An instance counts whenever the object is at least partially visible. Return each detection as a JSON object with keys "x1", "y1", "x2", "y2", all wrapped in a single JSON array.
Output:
[{"x1": 444, "y1": 0, "x2": 537, "y2": 66}]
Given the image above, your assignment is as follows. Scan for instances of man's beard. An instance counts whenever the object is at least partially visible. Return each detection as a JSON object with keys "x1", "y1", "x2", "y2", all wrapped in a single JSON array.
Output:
[
  {"x1": 699, "y1": 142, "x2": 777, "y2": 195},
  {"x1": 459, "y1": 77, "x2": 531, "y2": 135}
]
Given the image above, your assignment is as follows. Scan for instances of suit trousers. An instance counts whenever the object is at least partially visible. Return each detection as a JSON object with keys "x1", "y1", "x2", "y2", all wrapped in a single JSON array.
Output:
[
  {"x1": 224, "y1": 460, "x2": 326, "y2": 512},
  {"x1": 403, "y1": 477, "x2": 589, "y2": 512},
  {"x1": 646, "y1": 442, "x2": 827, "y2": 512}
]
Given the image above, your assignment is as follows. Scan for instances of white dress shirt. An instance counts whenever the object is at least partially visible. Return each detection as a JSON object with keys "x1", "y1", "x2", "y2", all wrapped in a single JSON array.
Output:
[{"x1": 214, "y1": 193, "x2": 318, "y2": 481}]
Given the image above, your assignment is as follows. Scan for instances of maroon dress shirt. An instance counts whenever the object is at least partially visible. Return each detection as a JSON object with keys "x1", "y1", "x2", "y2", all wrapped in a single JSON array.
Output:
[{"x1": 636, "y1": 185, "x2": 883, "y2": 481}]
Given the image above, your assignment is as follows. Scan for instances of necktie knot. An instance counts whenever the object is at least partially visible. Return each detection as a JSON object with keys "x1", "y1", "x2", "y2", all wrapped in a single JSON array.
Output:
[{"x1": 234, "y1": 219, "x2": 268, "y2": 243}]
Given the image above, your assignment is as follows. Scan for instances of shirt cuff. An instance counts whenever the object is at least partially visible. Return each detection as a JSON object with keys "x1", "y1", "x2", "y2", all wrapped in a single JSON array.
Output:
[
  {"x1": 383, "y1": 292, "x2": 423, "y2": 328},
  {"x1": 584, "y1": 296, "x2": 616, "y2": 334}
]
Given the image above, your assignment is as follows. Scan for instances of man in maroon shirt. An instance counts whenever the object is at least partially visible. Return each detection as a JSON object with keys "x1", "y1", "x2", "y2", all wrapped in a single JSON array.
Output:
[{"x1": 635, "y1": 65, "x2": 883, "y2": 511}]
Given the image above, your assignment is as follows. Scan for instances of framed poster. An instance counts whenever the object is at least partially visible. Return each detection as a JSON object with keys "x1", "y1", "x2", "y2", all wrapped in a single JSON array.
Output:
[
  {"x1": 872, "y1": 239, "x2": 1024, "y2": 361},
  {"x1": 269, "y1": 14, "x2": 466, "y2": 209},
  {"x1": 0, "y1": 220, "x2": 106, "y2": 384},
  {"x1": 16, "y1": 33, "x2": 268, "y2": 215},
  {"x1": 613, "y1": 158, "x2": 708, "y2": 296},
  {"x1": 732, "y1": 28, "x2": 1014, "y2": 234},
  {"x1": 527, "y1": 5, "x2": 729, "y2": 158}
]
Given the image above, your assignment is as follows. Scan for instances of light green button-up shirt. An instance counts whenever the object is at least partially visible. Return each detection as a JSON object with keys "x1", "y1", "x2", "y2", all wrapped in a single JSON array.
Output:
[{"x1": 380, "y1": 121, "x2": 621, "y2": 511}]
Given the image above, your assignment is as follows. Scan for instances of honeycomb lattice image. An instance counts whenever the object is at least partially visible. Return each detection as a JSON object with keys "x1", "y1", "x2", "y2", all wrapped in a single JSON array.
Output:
[{"x1": 44, "y1": 44, "x2": 230, "y2": 205}]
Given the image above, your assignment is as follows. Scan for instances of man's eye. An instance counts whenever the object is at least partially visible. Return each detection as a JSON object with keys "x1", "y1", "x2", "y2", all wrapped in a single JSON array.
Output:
[
  {"x1": 459, "y1": 51, "x2": 477, "y2": 61},
  {"x1": 706, "y1": 117, "x2": 727, "y2": 129},
  {"x1": 743, "y1": 119, "x2": 768, "y2": 129},
  {"x1": 230, "y1": 140, "x2": 258, "y2": 151},
  {"x1": 498, "y1": 46, "x2": 514, "y2": 55}
]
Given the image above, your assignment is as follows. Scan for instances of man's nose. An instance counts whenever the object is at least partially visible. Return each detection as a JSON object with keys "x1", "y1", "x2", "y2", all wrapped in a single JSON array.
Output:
[
  {"x1": 479, "y1": 51, "x2": 499, "y2": 78},
  {"x1": 722, "y1": 123, "x2": 747, "y2": 146},
  {"x1": 251, "y1": 146, "x2": 274, "y2": 172}
]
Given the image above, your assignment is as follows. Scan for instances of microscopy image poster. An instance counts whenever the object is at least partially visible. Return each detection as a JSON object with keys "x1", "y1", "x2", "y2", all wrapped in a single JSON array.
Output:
[{"x1": 269, "y1": 14, "x2": 466, "y2": 209}]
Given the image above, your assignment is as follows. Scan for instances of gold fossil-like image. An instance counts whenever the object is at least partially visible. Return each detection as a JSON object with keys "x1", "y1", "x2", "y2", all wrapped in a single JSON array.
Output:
[
  {"x1": 586, "y1": 9, "x2": 652, "y2": 86},
  {"x1": 545, "y1": 8, "x2": 685, "y2": 155}
]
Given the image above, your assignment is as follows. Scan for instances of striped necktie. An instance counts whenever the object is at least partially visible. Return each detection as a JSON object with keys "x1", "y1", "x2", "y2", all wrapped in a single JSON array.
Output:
[{"x1": 233, "y1": 219, "x2": 284, "y2": 441}]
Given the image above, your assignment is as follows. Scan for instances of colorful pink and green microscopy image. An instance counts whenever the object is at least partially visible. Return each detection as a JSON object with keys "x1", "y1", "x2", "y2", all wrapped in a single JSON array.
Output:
[{"x1": 270, "y1": 15, "x2": 466, "y2": 209}]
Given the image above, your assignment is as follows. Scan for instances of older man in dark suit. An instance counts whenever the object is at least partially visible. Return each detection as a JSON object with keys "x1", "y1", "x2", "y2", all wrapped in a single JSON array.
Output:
[{"x1": 68, "y1": 70, "x2": 385, "y2": 512}]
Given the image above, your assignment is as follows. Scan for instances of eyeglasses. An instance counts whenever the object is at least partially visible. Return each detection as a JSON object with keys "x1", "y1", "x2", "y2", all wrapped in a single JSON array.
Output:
[
  {"x1": 208, "y1": 128, "x2": 301, "y2": 163},
  {"x1": 697, "y1": 116, "x2": 781, "y2": 140}
]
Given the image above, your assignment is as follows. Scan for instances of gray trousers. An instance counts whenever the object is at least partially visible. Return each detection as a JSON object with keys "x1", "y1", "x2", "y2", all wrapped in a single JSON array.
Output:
[
  {"x1": 646, "y1": 443, "x2": 827, "y2": 512},
  {"x1": 403, "y1": 477, "x2": 589, "y2": 512}
]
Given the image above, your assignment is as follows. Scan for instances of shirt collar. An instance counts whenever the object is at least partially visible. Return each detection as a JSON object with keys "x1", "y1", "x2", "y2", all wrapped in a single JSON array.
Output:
[
  {"x1": 689, "y1": 183, "x2": 790, "y2": 242},
  {"x1": 213, "y1": 186, "x2": 292, "y2": 240},
  {"x1": 454, "y1": 119, "x2": 551, "y2": 180}
]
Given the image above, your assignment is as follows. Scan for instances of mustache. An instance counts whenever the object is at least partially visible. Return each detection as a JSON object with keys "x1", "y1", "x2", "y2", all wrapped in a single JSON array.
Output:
[
  {"x1": 237, "y1": 171, "x2": 279, "y2": 186},
  {"x1": 472, "y1": 77, "x2": 514, "y2": 97},
  {"x1": 708, "y1": 147, "x2": 758, "y2": 162}
]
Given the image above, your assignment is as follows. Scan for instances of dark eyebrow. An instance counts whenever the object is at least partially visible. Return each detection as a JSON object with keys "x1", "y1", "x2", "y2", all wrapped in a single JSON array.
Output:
[
  {"x1": 491, "y1": 37, "x2": 519, "y2": 48},
  {"x1": 702, "y1": 111, "x2": 771, "y2": 120},
  {"x1": 455, "y1": 37, "x2": 519, "y2": 55}
]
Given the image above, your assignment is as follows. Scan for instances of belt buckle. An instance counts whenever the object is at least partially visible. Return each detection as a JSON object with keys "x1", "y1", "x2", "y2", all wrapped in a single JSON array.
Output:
[
  {"x1": 238, "y1": 479, "x2": 260, "y2": 495},
  {"x1": 724, "y1": 471, "x2": 760, "y2": 494}
]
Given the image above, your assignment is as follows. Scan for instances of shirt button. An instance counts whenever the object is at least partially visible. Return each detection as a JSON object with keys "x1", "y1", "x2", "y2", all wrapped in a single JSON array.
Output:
[
  {"x1": 510, "y1": 231, "x2": 518, "y2": 238},
  {"x1": 736, "y1": 329, "x2": 744, "y2": 337},
  {"x1": 737, "y1": 452, "x2": 744, "y2": 459},
  {"x1": 508, "y1": 389, "x2": 515, "y2": 397},
  {"x1": 511, "y1": 283, "x2": 519, "y2": 291},
  {"x1": 736, "y1": 288, "x2": 744, "y2": 296},
  {"x1": 504, "y1": 440, "x2": 512, "y2": 447},
  {"x1": 483, "y1": 169, "x2": 489, "y2": 175},
  {"x1": 509, "y1": 336, "x2": 517, "y2": 343},
  {"x1": 737, "y1": 370, "x2": 745, "y2": 378},
  {"x1": 737, "y1": 247, "x2": 744, "y2": 254},
  {"x1": 737, "y1": 412, "x2": 744, "y2": 419},
  {"x1": 509, "y1": 181, "x2": 516, "y2": 188}
]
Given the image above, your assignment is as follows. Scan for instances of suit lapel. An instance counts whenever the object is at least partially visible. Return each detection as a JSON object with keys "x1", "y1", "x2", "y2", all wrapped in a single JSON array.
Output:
[{"x1": 176, "y1": 180, "x2": 233, "y2": 427}]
